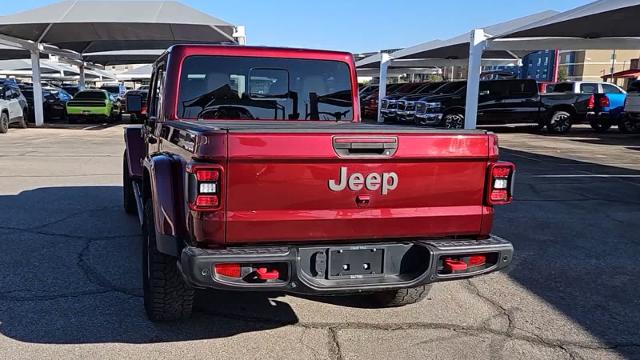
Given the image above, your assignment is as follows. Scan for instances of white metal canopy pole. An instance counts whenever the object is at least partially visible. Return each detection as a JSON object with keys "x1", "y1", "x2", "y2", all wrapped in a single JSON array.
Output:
[
  {"x1": 78, "y1": 63, "x2": 86, "y2": 89},
  {"x1": 464, "y1": 29, "x2": 487, "y2": 129},
  {"x1": 30, "y1": 47, "x2": 45, "y2": 127},
  {"x1": 377, "y1": 52, "x2": 391, "y2": 123}
]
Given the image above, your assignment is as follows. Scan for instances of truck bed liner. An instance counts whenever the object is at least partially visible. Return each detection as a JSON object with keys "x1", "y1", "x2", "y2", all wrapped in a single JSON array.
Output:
[{"x1": 175, "y1": 120, "x2": 488, "y2": 134}]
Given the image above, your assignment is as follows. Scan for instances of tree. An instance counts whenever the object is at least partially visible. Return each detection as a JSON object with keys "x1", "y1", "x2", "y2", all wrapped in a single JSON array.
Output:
[{"x1": 557, "y1": 66, "x2": 568, "y2": 81}]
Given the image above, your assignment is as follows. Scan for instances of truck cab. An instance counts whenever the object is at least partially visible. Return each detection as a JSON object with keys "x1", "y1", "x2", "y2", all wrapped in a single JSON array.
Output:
[{"x1": 123, "y1": 45, "x2": 515, "y2": 321}]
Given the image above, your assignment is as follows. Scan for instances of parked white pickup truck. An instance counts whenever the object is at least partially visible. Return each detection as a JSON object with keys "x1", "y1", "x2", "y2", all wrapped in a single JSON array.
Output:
[{"x1": 621, "y1": 80, "x2": 640, "y2": 133}]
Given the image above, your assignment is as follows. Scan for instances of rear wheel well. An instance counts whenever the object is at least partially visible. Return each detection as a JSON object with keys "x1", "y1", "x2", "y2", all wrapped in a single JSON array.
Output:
[
  {"x1": 550, "y1": 105, "x2": 576, "y2": 117},
  {"x1": 443, "y1": 107, "x2": 465, "y2": 116}
]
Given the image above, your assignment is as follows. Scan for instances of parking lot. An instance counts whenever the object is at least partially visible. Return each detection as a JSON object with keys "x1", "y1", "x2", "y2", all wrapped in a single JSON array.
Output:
[{"x1": 0, "y1": 124, "x2": 638, "y2": 359}]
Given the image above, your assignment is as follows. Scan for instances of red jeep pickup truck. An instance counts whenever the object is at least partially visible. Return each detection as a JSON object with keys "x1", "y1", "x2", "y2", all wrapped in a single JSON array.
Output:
[{"x1": 122, "y1": 45, "x2": 515, "y2": 321}]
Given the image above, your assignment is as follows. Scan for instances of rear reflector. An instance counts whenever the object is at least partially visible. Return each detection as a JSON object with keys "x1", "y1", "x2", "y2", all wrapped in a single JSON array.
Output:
[
  {"x1": 195, "y1": 195, "x2": 219, "y2": 208},
  {"x1": 490, "y1": 189, "x2": 509, "y2": 202},
  {"x1": 215, "y1": 263, "x2": 241, "y2": 278}
]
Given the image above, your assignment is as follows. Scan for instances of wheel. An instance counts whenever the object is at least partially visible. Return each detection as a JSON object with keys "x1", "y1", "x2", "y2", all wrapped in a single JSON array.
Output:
[
  {"x1": 443, "y1": 113, "x2": 464, "y2": 129},
  {"x1": 0, "y1": 112, "x2": 9, "y2": 134},
  {"x1": 547, "y1": 111, "x2": 573, "y2": 134},
  {"x1": 618, "y1": 115, "x2": 639, "y2": 133},
  {"x1": 123, "y1": 153, "x2": 136, "y2": 215},
  {"x1": 142, "y1": 200, "x2": 194, "y2": 321},
  {"x1": 589, "y1": 118, "x2": 611, "y2": 133},
  {"x1": 372, "y1": 285, "x2": 432, "y2": 307},
  {"x1": 18, "y1": 108, "x2": 28, "y2": 128}
]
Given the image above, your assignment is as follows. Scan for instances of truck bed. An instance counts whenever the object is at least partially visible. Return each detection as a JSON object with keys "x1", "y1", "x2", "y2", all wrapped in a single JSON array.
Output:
[{"x1": 174, "y1": 120, "x2": 488, "y2": 134}]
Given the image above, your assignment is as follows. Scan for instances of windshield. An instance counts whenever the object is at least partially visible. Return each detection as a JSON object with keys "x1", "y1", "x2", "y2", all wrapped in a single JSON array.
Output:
[
  {"x1": 433, "y1": 82, "x2": 466, "y2": 95},
  {"x1": 628, "y1": 81, "x2": 640, "y2": 93},
  {"x1": 74, "y1": 91, "x2": 106, "y2": 100},
  {"x1": 178, "y1": 56, "x2": 354, "y2": 121}
]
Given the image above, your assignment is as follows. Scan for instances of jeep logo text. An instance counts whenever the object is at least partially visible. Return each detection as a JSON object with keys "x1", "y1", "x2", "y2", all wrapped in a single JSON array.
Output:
[{"x1": 328, "y1": 167, "x2": 398, "y2": 195}]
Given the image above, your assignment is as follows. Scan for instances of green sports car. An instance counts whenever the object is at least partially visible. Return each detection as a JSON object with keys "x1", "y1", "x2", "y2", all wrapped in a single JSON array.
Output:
[{"x1": 66, "y1": 89, "x2": 120, "y2": 123}]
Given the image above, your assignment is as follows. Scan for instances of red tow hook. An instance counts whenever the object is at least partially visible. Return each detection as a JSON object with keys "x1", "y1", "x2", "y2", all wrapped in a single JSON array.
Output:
[
  {"x1": 444, "y1": 258, "x2": 468, "y2": 272},
  {"x1": 255, "y1": 267, "x2": 280, "y2": 280}
]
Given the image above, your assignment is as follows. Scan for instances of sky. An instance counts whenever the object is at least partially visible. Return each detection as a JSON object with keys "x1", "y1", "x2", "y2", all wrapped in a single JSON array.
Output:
[{"x1": 0, "y1": 0, "x2": 593, "y2": 53}]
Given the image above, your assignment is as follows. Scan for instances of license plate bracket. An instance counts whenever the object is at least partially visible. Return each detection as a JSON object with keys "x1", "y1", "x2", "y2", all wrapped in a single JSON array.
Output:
[{"x1": 328, "y1": 247, "x2": 384, "y2": 279}]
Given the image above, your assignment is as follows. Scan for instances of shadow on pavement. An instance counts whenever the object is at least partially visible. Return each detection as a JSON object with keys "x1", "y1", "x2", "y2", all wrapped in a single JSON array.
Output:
[
  {"x1": 1, "y1": 148, "x2": 639, "y2": 356},
  {"x1": 0, "y1": 186, "x2": 298, "y2": 344},
  {"x1": 498, "y1": 148, "x2": 640, "y2": 358}
]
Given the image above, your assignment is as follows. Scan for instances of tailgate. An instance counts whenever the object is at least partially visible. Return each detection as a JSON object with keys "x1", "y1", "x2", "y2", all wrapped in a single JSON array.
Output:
[
  {"x1": 224, "y1": 132, "x2": 490, "y2": 244},
  {"x1": 625, "y1": 93, "x2": 640, "y2": 113}
]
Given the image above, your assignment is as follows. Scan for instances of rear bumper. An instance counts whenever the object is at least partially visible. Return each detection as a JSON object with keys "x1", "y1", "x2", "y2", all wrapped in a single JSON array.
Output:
[
  {"x1": 66, "y1": 106, "x2": 110, "y2": 117},
  {"x1": 179, "y1": 235, "x2": 513, "y2": 295}
]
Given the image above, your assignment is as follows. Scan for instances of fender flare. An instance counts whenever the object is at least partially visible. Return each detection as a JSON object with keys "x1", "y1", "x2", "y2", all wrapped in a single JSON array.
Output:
[
  {"x1": 143, "y1": 154, "x2": 182, "y2": 257},
  {"x1": 123, "y1": 125, "x2": 144, "y2": 179}
]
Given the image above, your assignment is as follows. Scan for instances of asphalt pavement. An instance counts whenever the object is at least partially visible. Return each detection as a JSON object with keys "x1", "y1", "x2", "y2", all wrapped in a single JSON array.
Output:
[{"x1": 0, "y1": 124, "x2": 639, "y2": 359}]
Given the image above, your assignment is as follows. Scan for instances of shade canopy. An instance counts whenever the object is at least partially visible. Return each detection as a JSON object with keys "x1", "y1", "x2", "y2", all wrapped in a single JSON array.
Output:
[
  {"x1": 393, "y1": 11, "x2": 558, "y2": 61},
  {"x1": 117, "y1": 64, "x2": 153, "y2": 81},
  {"x1": 82, "y1": 50, "x2": 165, "y2": 66},
  {"x1": 0, "y1": 0, "x2": 237, "y2": 53},
  {"x1": 0, "y1": 44, "x2": 46, "y2": 60},
  {"x1": 356, "y1": 10, "x2": 558, "y2": 71},
  {"x1": 0, "y1": 59, "x2": 63, "y2": 74},
  {"x1": 501, "y1": 0, "x2": 640, "y2": 39}
]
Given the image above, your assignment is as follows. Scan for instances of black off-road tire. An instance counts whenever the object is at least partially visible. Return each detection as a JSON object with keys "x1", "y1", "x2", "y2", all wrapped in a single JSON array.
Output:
[
  {"x1": 443, "y1": 113, "x2": 464, "y2": 129},
  {"x1": 18, "y1": 108, "x2": 28, "y2": 128},
  {"x1": 0, "y1": 112, "x2": 9, "y2": 134},
  {"x1": 123, "y1": 153, "x2": 136, "y2": 215},
  {"x1": 547, "y1": 111, "x2": 573, "y2": 134},
  {"x1": 143, "y1": 200, "x2": 194, "y2": 321},
  {"x1": 372, "y1": 285, "x2": 432, "y2": 307},
  {"x1": 589, "y1": 118, "x2": 611, "y2": 133}
]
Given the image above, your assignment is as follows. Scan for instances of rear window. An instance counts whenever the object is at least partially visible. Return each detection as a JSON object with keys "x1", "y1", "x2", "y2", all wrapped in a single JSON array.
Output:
[
  {"x1": 101, "y1": 86, "x2": 121, "y2": 94},
  {"x1": 552, "y1": 83, "x2": 574, "y2": 93},
  {"x1": 74, "y1": 91, "x2": 106, "y2": 100},
  {"x1": 580, "y1": 83, "x2": 598, "y2": 94},
  {"x1": 627, "y1": 81, "x2": 640, "y2": 93},
  {"x1": 178, "y1": 56, "x2": 353, "y2": 121}
]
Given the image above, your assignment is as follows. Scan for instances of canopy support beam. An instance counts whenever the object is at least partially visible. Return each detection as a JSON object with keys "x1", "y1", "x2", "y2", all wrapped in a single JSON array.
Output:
[
  {"x1": 377, "y1": 52, "x2": 391, "y2": 123},
  {"x1": 30, "y1": 46, "x2": 44, "y2": 127},
  {"x1": 464, "y1": 29, "x2": 487, "y2": 130},
  {"x1": 78, "y1": 63, "x2": 86, "y2": 90}
]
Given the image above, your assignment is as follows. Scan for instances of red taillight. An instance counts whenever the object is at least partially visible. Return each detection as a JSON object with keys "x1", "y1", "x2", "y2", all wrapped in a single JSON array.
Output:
[
  {"x1": 195, "y1": 195, "x2": 219, "y2": 208},
  {"x1": 599, "y1": 95, "x2": 610, "y2": 108},
  {"x1": 215, "y1": 263, "x2": 241, "y2": 278},
  {"x1": 587, "y1": 94, "x2": 595, "y2": 109},
  {"x1": 187, "y1": 164, "x2": 222, "y2": 211},
  {"x1": 486, "y1": 162, "x2": 515, "y2": 205}
]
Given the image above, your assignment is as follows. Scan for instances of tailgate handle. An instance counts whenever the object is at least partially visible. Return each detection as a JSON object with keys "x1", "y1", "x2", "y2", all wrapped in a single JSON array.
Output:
[{"x1": 332, "y1": 137, "x2": 398, "y2": 157}]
